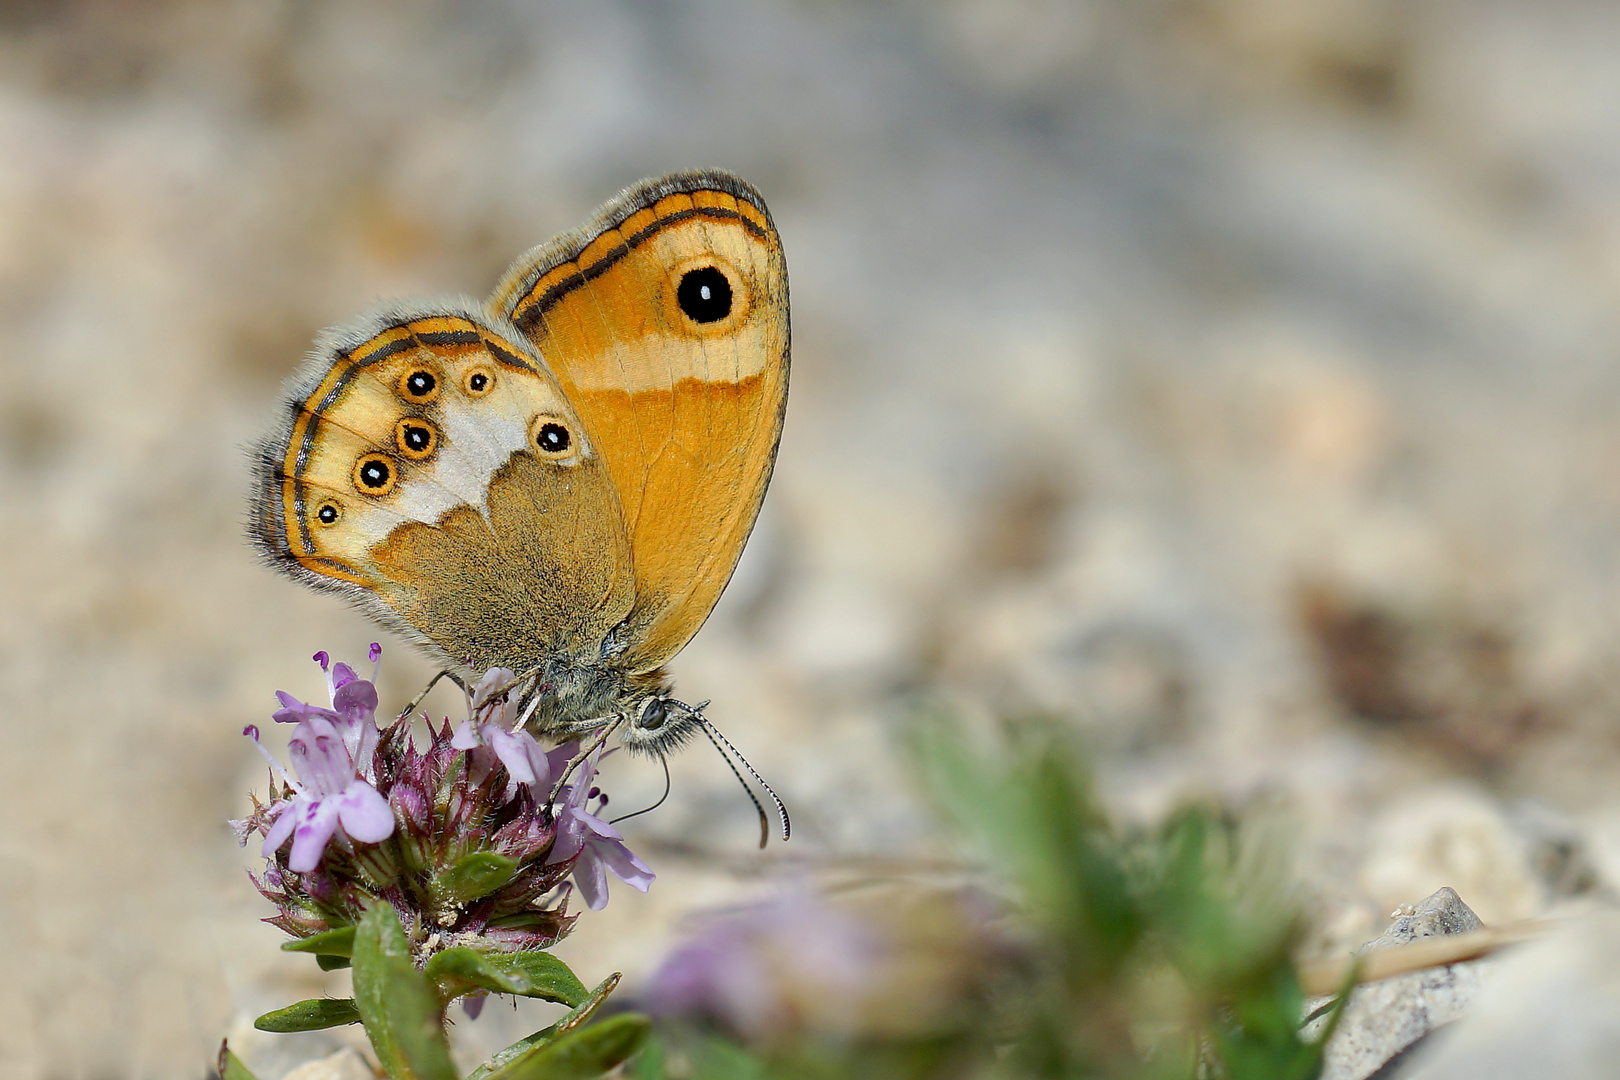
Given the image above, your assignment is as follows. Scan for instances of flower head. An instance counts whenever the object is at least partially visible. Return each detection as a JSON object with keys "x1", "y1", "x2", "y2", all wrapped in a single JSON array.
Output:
[
  {"x1": 268, "y1": 645, "x2": 381, "y2": 781},
  {"x1": 249, "y1": 714, "x2": 394, "y2": 872},
  {"x1": 235, "y1": 649, "x2": 656, "y2": 981},
  {"x1": 247, "y1": 649, "x2": 393, "y2": 873}
]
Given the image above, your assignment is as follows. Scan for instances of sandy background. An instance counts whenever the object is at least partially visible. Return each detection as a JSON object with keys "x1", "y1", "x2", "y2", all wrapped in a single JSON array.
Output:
[{"x1": 5, "y1": 1, "x2": 1620, "y2": 1076}]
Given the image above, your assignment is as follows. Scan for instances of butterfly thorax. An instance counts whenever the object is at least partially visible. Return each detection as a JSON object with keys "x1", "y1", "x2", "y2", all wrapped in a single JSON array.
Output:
[{"x1": 515, "y1": 657, "x2": 703, "y2": 755}]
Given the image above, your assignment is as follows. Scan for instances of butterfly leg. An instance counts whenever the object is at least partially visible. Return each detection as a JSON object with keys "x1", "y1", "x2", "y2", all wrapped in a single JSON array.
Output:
[
  {"x1": 545, "y1": 714, "x2": 627, "y2": 805},
  {"x1": 395, "y1": 669, "x2": 469, "y2": 723}
]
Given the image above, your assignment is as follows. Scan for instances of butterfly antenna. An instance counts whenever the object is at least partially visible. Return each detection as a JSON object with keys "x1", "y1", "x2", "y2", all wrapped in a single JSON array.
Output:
[
  {"x1": 698, "y1": 716, "x2": 791, "y2": 847},
  {"x1": 608, "y1": 754, "x2": 672, "y2": 825}
]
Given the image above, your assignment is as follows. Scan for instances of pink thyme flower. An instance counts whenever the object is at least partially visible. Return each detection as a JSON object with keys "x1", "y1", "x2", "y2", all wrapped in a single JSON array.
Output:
[
  {"x1": 270, "y1": 645, "x2": 382, "y2": 781},
  {"x1": 545, "y1": 750, "x2": 655, "y2": 911},
  {"x1": 450, "y1": 669, "x2": 572, "y2": 801},
  {"x1": 237, "y1": 652, "x2": 653, "y2": 973},
  {"x1": 248, "y1": 718, "x2": 394, "y2": 871},
  {"x1": 248, "y1": 648, "x2": 393, "y2": 872}
]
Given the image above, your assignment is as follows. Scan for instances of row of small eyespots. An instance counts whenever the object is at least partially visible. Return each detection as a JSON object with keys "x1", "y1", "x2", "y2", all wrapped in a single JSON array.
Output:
[
  {"x1": 396, "y1": 363, "x2": 497, "y2": 403},
  {"x1": 311, "y1": 412, "x2": 578, "y2": 526},
  {"x1": 324, "y1": 362, "x2": 497, "y2": 506}
]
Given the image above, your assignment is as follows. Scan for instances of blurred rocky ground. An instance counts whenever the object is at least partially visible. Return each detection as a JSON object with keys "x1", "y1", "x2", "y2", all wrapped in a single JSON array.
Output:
[{"x1": 3, "y1": 0, "x2": 1620, "y2": 1076}]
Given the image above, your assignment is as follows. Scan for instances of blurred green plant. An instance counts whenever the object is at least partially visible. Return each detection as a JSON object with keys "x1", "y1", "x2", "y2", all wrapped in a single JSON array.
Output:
[{"x1": 636, "y1": 716, "x2": 1345, "y2": 1080}]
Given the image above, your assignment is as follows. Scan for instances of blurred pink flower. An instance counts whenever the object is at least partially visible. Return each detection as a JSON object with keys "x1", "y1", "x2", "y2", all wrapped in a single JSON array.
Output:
[{"x1": 641, "y1": 888, "x2": 877, "y2": 1040}]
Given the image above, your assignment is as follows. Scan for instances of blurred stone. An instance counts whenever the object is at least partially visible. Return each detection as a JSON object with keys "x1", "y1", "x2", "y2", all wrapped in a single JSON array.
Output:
[
  {"x1": 1368, "y1": 887, "x2": 1485, "y2": 945},
  {"x1": 280, "y1": 1047, "x2": 375, "y2": 1080},
  {"x1": 1358, "y1": 788, "x2": 1545, "y2": 925},
  {"x1": 1310, "y1": 887, "x2": 1486, "y2": 1080},
  {"x1": 1510, "y1": 801, "x2": 1606, "y2": 905},
  {"x1": 1404, "y1": 912, "x2": 1620, "y2": 1080}
]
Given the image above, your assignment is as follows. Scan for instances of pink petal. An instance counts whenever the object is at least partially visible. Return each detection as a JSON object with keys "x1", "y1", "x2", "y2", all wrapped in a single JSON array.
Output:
[
  {"x1": 594, "y1": 837, "x2": 655, "y2": 892},
  {"x1": 330, "y1": 662, "x2": 359, "y2": 691},
  {"x1": 546, "y1": 811, "x2": 587, "y2": 864},
  {"x1": 471, "y1": 668, "x2": 517, "y2": 707},
  {"x1": 546, "y1": 742, "x2": 580, "y2": 781},
  {"x1": 573, "y1": 849, "x2": 610, "y2": 911},
  {"x1": 261, "y1": 802, "x2": 297, "y2": 856},
  {"x1": 287, "y1": 800, "x2": 339, "y2": 872},
  {"x1": 332, "y1": 679, "x2": 377, "y2": 722},
  {"x1": 335, "y1": 781, "x2": 395, "y2": 843},
  {"x1": 488, "y1": 728, "x2": 539, "y2": 787}
]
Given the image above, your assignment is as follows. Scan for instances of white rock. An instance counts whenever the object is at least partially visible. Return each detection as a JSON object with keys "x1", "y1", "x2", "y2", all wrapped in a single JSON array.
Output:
[
  {"x1": 1403, "y1": 912, "x2": 1620, "y2": 1080},
  {"x1": 1308, "y1": 887, "x2": 1487, "y2": 1080}
]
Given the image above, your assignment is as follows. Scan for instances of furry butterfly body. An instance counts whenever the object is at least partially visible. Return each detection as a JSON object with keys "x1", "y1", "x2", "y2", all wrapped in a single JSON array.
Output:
[{"x1": 250, "y1": 172, "x2": 789, "y2": 751}]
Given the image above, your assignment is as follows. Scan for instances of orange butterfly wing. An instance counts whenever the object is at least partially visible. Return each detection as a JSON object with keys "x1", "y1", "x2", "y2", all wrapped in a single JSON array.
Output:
[{"x1": 490, "y1": 172, "x2": 789, "y2": 674}]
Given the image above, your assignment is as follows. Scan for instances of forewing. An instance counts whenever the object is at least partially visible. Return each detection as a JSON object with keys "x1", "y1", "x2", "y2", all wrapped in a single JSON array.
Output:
[{"x1": 490, "y1": 171, "x2": 789, "y2": 672}]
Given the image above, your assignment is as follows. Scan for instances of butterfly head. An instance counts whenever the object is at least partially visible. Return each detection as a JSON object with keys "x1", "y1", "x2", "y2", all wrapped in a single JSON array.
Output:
[{"x1": 621, "y1": 693, "x2": 709, "y2": 756}]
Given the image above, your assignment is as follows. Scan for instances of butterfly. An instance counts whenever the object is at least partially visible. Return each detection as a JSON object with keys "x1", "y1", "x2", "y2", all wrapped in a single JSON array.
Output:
[{"x1": 249, "y1": 171, "x2": 789, "y2": 756}]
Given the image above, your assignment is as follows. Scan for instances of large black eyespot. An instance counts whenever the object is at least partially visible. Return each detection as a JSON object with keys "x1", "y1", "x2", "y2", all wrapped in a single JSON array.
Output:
[
  {"x1": 315, "y1": 502, "x2": 341, "y2": 525},
  {"x1": 353, "y1": 453, "x2": 397, "y2": 496},
  {"x1": 676, "y1": 266, "x2": 733, "y2": 324},
  {"x1": 399, "y1": 368, "x2": 439, "y2": 402},
  {"x1": 528, "y1": 415, "x2": 578, "y2": 461},
  {"x1": 394, "y1": 417, "x2": 438, "y2": 461},
  {"x1": 535, "y1": 423, "x2": 570, "y2": 454}
]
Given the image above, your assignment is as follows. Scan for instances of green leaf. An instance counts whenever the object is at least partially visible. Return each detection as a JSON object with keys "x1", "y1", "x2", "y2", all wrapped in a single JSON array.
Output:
[
  {"x1": 282, "y1": 925, "x2": 356, "y2": 957},
  {"x1": 493, "y1": 950, "x2": 590, "y2": 1007},
  {"x1": 217, "y1": 1042, "x2": 262, "y2": 1080},
  {"x1": 468, "y1": 974, "x2": 621, "y2": 1080},
  {"x1": 426, "y1": 947, "x2": 589, "y2": 1007},
  {"x1": 351, "y1": 903, "x2": 456, "y2": 1080},
  {"x1": 476, "y1": 1013, "x2": 650, "y2": 1080},
  {"x1": 436, "y1": 851, "x2": 519, "y2": 905},
  {"x1": 253, "y1": 998, "x2": 361, "y2": 1032},
  {"x1": 425, "y1": 947, "x2": 530, "y2": 999},
  {"x1": 317, "y1": 954, "x2": 353, "y2": 971}
]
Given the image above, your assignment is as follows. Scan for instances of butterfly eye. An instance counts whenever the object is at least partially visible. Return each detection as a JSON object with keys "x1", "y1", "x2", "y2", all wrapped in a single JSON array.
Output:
[
  {"x1": 636, "y1": 697, "x2": 670, "y2": 731},
  {"x1": 394, "y1": 418, "x2": 439, "y2": 461},
  {"x1": 676, "y1": 266, "x2": 733, "y2": 324},
  {"x1": 529, "y1": 415, "x2": 575, "y2": 460},
  {"x1": 463, "y1": 368, "x2": 496, "y2": 397},
  {"x1": 352, "y1": 453, "x2": 398, "y2": 496},
  {"x1": 314, "y1": 502, "x2": 341, "y2": 526},
  {"x1": 398, "y1": 368, "x2": 440, "y2": 403}
]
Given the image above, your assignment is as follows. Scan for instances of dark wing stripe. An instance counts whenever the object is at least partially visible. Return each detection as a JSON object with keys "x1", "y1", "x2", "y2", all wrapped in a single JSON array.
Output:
[
  {"x1": 415, "y1": 330, "x2": 483, "y2": 347},
  {"x1": 514, "y1": 206, "x2": 767, "y2": 330}
]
